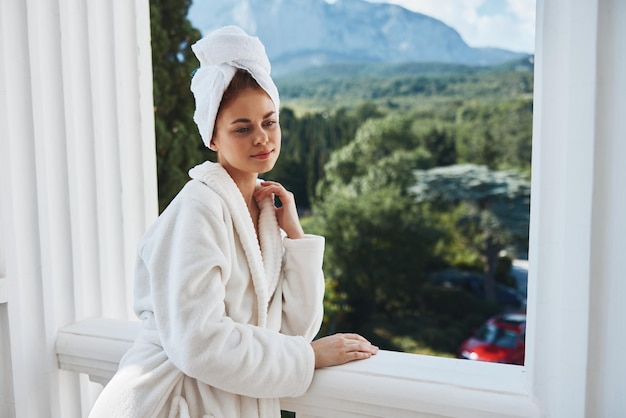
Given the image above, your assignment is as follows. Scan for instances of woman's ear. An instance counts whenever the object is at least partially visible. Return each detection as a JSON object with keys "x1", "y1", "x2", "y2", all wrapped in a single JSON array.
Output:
[{"x1": 209, "y1": 138, "x2": 217, "y2": 152}]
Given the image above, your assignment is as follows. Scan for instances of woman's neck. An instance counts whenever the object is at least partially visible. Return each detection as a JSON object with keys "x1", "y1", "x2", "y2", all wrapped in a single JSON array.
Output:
[
  {"x1": 223, "y1": 166, "x2": 260, "y2": 226},
  {"x1": 232, "y1": 175, "x2": 257, "y2": 206}
]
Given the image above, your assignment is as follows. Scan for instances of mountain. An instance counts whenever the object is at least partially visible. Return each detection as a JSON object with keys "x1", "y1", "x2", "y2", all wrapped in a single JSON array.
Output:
[{"x1": 188, "y1": 0, "x2": 530, "y2": 76}]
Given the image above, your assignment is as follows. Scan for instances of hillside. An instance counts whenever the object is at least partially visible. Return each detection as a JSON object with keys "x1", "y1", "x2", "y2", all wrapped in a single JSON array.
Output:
[{"x1": 275, "y1": 58, "x2": 535, "y2": 112}]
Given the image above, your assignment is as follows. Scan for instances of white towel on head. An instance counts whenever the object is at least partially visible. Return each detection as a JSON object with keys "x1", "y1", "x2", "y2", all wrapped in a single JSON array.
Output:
[{"x1": 190, "y1": 25, "x2": 280, "y2": 149}]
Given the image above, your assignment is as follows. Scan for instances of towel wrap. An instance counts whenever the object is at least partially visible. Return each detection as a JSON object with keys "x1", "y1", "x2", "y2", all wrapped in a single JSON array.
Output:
[{"x1": 190, "y1": 25, "x2": 280, "y2": 149}]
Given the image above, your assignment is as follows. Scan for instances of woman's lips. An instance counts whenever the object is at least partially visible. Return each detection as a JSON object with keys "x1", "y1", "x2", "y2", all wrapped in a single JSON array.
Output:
[{"x1": 252, "y1": 150, "x2": 273, "y2": 160}]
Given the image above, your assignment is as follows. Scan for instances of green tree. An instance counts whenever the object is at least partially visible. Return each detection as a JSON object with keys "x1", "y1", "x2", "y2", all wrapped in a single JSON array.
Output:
[
  {"x1": 150, "y1": 0, "x2": 206, "y2": 211},
  {"x1": 421, "y1": 126, "x2": 458, "y2": 166},
  {"x1": 453, "y1": 99, "x2": 533, "y2": 172},
  {"x1": 311, "y1": 116, "x2": 441, "y2": 329},
  {"x1": 411, "y1": 164, "x2": 530, "y2": 303},
  {"x1": 265, "y1": 106, "x2": 364, "y2": 210},
  {"x1": 318, "y1": 113, "x2": 432, "y2": 196},
  {"x1": 312, "y1": 173, "x2": 442, "y2": 330}
]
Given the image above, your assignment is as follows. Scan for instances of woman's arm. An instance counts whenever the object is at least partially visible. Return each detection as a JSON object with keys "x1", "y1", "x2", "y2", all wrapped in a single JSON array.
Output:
[
  {"x1": 142, "y1": 187, "x2": 315, "y2": 399},
  {"x1": 255, "y1": 180, "x2": 378, "y2": 367},
  {"x1": 279, "y1": 235, "x2": 326, "y2": 340}
]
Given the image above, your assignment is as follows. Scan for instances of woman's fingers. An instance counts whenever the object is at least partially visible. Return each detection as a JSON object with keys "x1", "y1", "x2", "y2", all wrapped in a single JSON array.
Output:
[
  {"x1": 311, "y1": 333, "x2": 379, "y2": 369},
  {"x1": 342, "y1": 333, "x2": 372, "y2": 343},
  {"x1": 255, "y1": 181, "x2": 293, "y2": 204},
  {"x1": 254, "y1": 181, "x2": 304, "y2": 239},
  {"x1": 254, "y1": 181, "x2": 281, "y2": 195}
]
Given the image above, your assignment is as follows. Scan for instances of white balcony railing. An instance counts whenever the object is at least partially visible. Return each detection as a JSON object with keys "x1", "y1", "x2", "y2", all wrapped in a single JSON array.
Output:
[{"x1": 56, "y1": 319, "x2": 539, "y2": 417}]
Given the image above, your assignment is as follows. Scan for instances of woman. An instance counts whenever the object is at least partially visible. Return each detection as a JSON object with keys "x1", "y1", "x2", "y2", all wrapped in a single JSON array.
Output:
[{"x1": 89, "y1": 26, "x2": 378, "y2": 418}]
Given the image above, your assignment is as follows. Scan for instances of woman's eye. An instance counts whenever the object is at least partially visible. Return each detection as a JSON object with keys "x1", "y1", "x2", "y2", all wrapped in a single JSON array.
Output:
[
  {"x1": 235, "y1": 127, "x2": 250, "y2": 134},
  {"x1": 264, "y1": 120, "x2": 277, "y2": 128}
]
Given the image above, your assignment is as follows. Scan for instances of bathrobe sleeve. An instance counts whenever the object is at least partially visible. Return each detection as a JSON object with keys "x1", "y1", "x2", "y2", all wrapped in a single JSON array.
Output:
[
  {"x1": 137, "y1": 191, "x2": 316, "y2": 399},
  {"x1": 279, "y1": 235, "x2": 325, "y2": 341}
]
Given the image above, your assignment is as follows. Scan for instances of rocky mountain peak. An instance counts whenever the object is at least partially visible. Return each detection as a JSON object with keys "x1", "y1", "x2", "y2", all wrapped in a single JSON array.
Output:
[{"x1": 188, "y1": 0, "x2": 529, "y2": 76}]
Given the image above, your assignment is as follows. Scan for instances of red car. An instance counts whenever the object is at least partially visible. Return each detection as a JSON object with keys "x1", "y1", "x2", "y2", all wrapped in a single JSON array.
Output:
[{"x1": 458, "y1": 312, "x2": 526, "y2": 365}]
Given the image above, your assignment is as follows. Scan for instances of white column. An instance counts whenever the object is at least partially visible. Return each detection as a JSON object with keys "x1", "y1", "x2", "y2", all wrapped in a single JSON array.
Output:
[
  {"x1": 0, "y1": 2, "x2": 15, "y2": 415},
  {"x1": 0, "y1": 0, "x2": 156, "y2": 416},
  {"x1": 585, "y1": 0, "x2": 626, "y2": 416},
  {"x1": 0, "y1": 0, "x2": 51, "y2": 415},
  {"x1": 528, "y1": 0, "x2": 626, "y2": 417},
  {"x1": 528, "y1": 0, "x2": 597, "y2": 415}
]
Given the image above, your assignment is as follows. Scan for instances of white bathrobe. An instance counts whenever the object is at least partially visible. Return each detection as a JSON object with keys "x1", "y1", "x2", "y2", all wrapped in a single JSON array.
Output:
[{"x1": 89, "y1": 161, "x2": 325, "y2": 418}]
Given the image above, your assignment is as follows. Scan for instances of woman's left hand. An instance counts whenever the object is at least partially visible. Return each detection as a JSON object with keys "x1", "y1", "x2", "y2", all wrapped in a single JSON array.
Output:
[{"x1": 254, "y1": 181, "x2": 305, "y2": 239}]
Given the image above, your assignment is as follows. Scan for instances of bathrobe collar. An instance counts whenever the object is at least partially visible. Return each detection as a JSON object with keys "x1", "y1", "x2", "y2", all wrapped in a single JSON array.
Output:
[{"x1": 188, "y1": 161, "x2": 283, "y2": 328}]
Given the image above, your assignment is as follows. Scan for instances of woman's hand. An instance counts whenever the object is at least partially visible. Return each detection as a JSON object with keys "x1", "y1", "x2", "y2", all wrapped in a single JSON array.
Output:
[
  {"x1": 254, "y1": 181, "x2": 305, "y2": 239},
  {"x1": 311, "y1": 333, "x2": 379, "y2": 369}
]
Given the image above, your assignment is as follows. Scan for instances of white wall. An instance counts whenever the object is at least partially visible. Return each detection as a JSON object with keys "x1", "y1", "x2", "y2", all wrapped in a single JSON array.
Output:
[{"x1": 0, "y1": 0, "x2": 157, "y2": 416}]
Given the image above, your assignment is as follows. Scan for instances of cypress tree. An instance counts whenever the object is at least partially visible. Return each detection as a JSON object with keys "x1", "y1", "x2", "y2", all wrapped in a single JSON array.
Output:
[{"x1": 149, "y1": 0, "x2": 207, "y2": 211}]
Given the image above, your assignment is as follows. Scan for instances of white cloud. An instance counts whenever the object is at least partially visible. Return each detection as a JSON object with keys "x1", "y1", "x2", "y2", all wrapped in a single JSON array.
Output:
[{"x1": 366, "y1": 0, "x2": 536, "y2": 53}]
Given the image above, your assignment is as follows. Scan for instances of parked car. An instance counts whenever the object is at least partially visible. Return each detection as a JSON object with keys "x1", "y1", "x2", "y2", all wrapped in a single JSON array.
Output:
[
  {"x1": 430, "y1": 269, "x2": 526, "y2": 310},
  {"x1": 458, "y1": 312, "x2": 526, "y2": 365}
]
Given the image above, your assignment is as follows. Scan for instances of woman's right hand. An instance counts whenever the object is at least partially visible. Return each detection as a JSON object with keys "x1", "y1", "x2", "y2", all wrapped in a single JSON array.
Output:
[{"x1": 311, "y1": 333, "x2": 379, "y2": 369}]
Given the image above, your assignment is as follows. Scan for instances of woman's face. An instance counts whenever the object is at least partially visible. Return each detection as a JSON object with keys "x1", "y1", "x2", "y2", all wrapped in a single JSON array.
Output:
[{"x1": 212, "y1": 88, "x2": 281, "y2": 179}]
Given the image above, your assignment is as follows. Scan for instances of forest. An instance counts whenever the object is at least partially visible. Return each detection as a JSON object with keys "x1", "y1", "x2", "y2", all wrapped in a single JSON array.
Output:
[
  {"x1": 151, "y1": 0, "x2": 533, "y2": 358},
  {"x1": 271, "y1": 61, "x2": 533, "y2": 356}
]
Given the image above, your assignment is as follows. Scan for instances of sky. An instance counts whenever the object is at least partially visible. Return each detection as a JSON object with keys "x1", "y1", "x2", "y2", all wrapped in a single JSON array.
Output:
[{"x1": 365, "y1": 0, "x2": 536, "y2": 53}]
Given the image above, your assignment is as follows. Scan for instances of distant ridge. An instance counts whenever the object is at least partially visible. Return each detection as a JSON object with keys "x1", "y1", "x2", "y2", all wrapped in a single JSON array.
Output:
[
  {"x1": 277, "y1": 58, "x2": 533, "y2": 81},
  {"x1": 188, "y1": 0, "x2": 531, "y2": 76},
  {"x1": 273, "y1": 58, "x2": 534, "y2": 106}
]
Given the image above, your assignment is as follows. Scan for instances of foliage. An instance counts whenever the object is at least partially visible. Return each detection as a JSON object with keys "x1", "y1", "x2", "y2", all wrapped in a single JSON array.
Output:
[
  {"x1": 306, "y1": 109, "x2": 530, "y2": 351},
  {"x1": 411, "y1": 164, "x2": 531, "y2": 239},
  {"x1": 411, "y1": 164, "x2": 531, "y2": 302},
  {"x1": 268, "y1": 69, "x2": 534, "y2": 211},
  {"x1": 307, "y1": 117, "x2": 447, "y2": 328},
  {"x1": 368, "y1": 284, "x2": 501, "y2": 355},
  {"x1": 276, "y1": 60, "x2": 534, "y2": 111},
  {"x1": 317, "y1": 114, "x2": 433, "y2": 197},
  {"x1": 453, "y1": 99, "x2": 534, "y2": 170},
  {"x1": 310, "y1": 185, "x2": 443, "y2": 330},
  {"x1": 150, "y1": 0, "x2": 207, "y2": 211},
  {"x1": 263, "y1": 106, "x2": 366, "y2": 209}
]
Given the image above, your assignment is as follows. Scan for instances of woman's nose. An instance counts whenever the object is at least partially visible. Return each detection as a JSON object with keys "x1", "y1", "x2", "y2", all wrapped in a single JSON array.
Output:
[{"x1": 254, "y1": 130, "x2": 269, "y2": 145}]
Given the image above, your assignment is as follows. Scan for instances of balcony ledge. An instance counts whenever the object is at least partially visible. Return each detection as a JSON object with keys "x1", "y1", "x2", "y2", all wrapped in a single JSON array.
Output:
[
  {"x1": 56, "y1": 318, "x2": 540, "y2": 417},
  {"x1": 56, "y1": 318, "x2": 141, "y2": 386}
]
